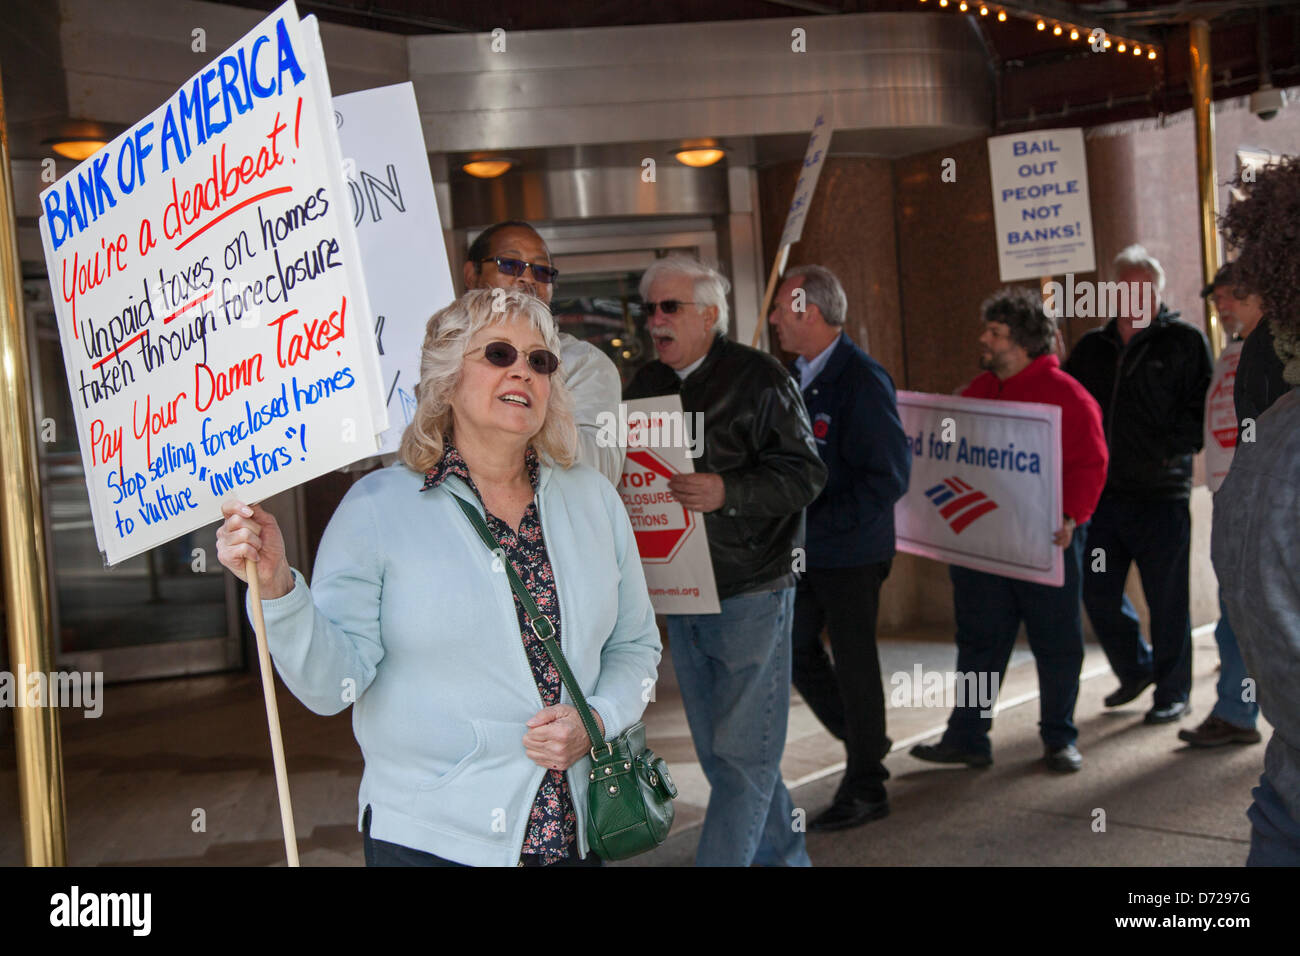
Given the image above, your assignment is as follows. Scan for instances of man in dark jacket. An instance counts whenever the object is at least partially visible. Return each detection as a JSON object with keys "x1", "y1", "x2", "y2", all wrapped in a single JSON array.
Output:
[
  {"x1": 1234, "y1": 315, "x2": 1290, "y2": 441},
  {"x1": 1063, "y1": 245, "x2": 1213, "y2": 724},
  {"x1": 767, "y1": 265, "x2": 909, "y2": 829},
  {"x1": 624, "y1": 254, "x2": 827, "y2": 867}
]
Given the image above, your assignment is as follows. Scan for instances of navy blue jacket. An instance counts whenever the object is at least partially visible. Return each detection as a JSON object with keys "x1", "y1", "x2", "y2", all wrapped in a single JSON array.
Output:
[{"x1": 792, "y1": 333, "x2": 910, "y2": 568}]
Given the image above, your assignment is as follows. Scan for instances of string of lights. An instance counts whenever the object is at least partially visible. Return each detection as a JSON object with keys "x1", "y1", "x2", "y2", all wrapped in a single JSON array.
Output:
[{"x1": 917, "y1": 0, "x2": 1160, "y2": 61}]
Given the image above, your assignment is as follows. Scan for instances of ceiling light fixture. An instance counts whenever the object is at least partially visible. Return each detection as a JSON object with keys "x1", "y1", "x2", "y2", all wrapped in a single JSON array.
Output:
[
  {"x1": 674, "y1": 145, "x2": 727, "y2": 168},
  {"x1": 462, "y1": 158, "x2": 516, "y2": 178},
  {"x1": 47, "y1": 140, "x2": 107, "y2": 161}
]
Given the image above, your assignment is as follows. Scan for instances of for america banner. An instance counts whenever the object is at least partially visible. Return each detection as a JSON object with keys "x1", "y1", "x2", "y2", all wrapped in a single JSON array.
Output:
[{"x1": 894, "y1": 391, "x2": 1064, "y2": 586}]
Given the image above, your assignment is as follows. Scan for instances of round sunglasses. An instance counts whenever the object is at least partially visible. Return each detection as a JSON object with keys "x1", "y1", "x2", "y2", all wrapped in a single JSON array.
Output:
[{"x1": 470, "y1": 340, "x2": 561, "y2": 376}]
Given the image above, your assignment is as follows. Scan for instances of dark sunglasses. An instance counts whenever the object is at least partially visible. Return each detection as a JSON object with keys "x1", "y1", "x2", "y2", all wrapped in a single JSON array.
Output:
[
  {"x1": 479, "y1": 256, "x2": 558, "y2": 284},
  {"x1": 472, "y1": 340, "x2": 560, "y2": 376},
  {"x1": 643, "y1": 299, "x2": 697, "y2": 316}
]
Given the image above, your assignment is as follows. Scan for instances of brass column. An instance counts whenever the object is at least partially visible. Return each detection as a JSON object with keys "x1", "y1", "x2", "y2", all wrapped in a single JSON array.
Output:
[
  {"x1": 1190, "y1": 18, "x2": 1225, "y2": 357},
  {"x1": 0, "y1": 70, "x2": 68, "y2": 865}
]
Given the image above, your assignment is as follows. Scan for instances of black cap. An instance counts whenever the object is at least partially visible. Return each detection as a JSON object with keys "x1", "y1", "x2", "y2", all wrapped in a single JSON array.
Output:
[{"x1": 1201, "y1": 262, "x2": 1236, "y2": 298}]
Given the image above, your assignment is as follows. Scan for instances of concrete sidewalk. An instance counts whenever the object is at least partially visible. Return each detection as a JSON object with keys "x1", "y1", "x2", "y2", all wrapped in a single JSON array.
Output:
[
  {"x1": 628, "y1": 625, "x2": 1262, "y2": 867},
  {"x1": 0, "y1": 626, "x2": 1264, "y2": 866}
]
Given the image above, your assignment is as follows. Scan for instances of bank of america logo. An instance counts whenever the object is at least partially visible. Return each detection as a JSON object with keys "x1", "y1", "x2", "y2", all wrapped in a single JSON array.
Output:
[{"x1": 925, "y1": 477, "x2": 999, "y2": 534}]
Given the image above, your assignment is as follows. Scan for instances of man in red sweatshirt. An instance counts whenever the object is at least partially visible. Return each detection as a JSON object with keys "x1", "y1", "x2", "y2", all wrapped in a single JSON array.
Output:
[{"x1": 912, "y1": 287, "x2": 1108, "y2": 772}]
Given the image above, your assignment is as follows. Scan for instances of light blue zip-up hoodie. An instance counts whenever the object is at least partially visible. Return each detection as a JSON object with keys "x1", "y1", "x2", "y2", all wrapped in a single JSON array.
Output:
[{"x1": 249, "y1": 459, "x2": 662, "y2": 866}]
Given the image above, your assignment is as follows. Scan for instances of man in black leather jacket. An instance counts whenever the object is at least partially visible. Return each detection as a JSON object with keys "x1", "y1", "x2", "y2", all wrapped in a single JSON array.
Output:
[
  {"x1": 1063, "y1": 245, "x2": 1213, "y2": 725},
  {"x1": 625, "y1": 254, "x2": 826, "y2": 867}
]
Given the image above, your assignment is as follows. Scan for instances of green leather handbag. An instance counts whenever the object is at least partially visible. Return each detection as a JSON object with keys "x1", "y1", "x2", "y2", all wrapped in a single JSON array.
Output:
[{"x1": 454, "y1": 495, "x2": 677, "y2": 861}]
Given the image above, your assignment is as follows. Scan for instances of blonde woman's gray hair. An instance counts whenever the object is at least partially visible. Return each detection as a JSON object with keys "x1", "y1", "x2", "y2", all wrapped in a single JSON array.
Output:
[{"x1": 399, "y1": 288, "x2": 578, "y2": 474}]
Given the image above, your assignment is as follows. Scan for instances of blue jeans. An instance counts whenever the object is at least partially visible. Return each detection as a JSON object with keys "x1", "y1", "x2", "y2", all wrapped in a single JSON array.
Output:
[
  {"x1": 1247, "y1": 774, "x2": 1300, "y2": 866},
  {"x1": 1211, "y1": 597, "x2": 1259, "y2": 730},
  {"x1": 1082, "y1": 494, "x2": 1193, "y2": 707},
  {"x1": 667, "y1": 587, "x2": 811, "y2": 867},
  {"x1": 943, "y1": 524, "x2": 1088, "y2": 754}
]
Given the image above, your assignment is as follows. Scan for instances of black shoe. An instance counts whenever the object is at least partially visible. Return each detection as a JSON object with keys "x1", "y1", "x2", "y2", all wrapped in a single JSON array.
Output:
[
  {"x1": 810, "y1": 795, "x2": 890, "y2": 831},
  {"x1": 910, "y1": 741, "x2": 992, "y2": 768},
  {"x1": 1104, "y1": 677, "x2": 1154, "y2": 708},
  {"x1": 1044, "y1": 743, "x2": 1083, "y2": 773},
  {"x1": 1145, "y1": 700, "x2": 1190, "y2": 724}
]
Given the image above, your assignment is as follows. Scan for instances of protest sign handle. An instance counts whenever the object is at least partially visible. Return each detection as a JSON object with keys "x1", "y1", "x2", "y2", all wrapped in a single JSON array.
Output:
[
  {"x1": 245, "y1": 559, "x2": 301, "y2": 867},
  {"x1": 752, "y1": 244, "x2": 790, "y2": 349}
]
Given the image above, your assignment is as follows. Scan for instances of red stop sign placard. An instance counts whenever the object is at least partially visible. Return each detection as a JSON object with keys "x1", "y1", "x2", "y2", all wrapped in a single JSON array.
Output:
[{"x1": 619, "y1": 448, "x2": 696, "y2": 563}]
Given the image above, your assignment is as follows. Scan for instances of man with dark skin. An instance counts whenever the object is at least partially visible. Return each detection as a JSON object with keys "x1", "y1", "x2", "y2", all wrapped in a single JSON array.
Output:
[{"x1": 463, "y1": 220, "x2": 624, "y2": 485}]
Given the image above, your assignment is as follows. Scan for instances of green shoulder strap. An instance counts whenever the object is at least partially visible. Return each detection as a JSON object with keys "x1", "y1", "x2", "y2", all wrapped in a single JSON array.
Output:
[{"x1": 452, "y1": 494, "x2": 610, "y2": 758}]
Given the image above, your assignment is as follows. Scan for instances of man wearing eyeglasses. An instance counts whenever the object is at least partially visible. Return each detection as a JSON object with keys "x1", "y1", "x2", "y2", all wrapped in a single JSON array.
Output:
[
  {"x1": 624, "y1": 253, "x2": 827, "y2": 867},
  {"x1": 463, "y1": 220, "x2": 625, "y2": 485}
]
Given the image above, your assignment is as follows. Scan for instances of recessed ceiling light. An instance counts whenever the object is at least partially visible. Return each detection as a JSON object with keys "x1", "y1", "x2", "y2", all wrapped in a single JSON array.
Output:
[
  {"x1": 674, "y1": 147, "x2": 726, "y2": 168},
  {"x1": 48, "y1": 140, "x2": 107, "y2": 161}
]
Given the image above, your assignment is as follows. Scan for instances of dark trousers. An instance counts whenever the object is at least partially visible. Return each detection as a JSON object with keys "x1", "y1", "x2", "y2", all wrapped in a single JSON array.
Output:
[
  {"x1": 791, "y1": 561, "x2": 892, "y2": 799},
  {"x1": 943, "y1": 524, "x2": 1088, "y2": 754},
  {"x1": 1081, "y1": 493, "x2": 1193, "y2": 706},
  {"x1": 361, "y1": 805, "x2": 601, "y2": 867}
]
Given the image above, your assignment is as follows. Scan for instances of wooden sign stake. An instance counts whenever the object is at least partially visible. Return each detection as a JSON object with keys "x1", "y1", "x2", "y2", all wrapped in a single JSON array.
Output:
[
  {"x1": 752, "y1": 243, "x2": 791, "y2": 349},
  {"x1": 246, "y1": 557, "x2": 300, "y2": 867}
]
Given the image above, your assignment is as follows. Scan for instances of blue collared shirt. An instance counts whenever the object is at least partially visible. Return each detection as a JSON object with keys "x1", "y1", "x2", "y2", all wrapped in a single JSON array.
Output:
[{"x1": 794, "y1": 334, "x2": 842, "y2": 392}]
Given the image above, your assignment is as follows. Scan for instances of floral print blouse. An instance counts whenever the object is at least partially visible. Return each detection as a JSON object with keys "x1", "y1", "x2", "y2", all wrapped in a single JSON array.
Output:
[{"x1": 421, "y1": 441, "x2": 577, "y2": 865}]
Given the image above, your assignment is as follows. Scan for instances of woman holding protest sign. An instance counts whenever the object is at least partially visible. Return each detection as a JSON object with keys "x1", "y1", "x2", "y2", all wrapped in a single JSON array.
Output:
[{"x1": 216, "y1": 288, "x2": 662, "y2": 867}]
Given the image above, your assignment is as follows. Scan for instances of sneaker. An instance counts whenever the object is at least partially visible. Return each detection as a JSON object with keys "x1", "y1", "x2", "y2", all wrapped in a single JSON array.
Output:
[
  {"x1": 1144, "y1": 700, "x2": 1190, "y2": 724},
  {"x1": 1044, "y1": 743, "x2": 1083, "y2": 773},
  {"x1": 1178, "y1": 714, "x2": 1262, "y2": 747}
]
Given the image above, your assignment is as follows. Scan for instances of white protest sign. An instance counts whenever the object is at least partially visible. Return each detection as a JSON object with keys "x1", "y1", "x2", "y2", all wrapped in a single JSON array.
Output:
[
  {"x1": 38, "y1": 1, "x2": 387, "y2": 565},
  {"x1": 616, "y1": 397, "x2": 720, "y2": 614},
  {"x1": 988, "y1": 127, "x2": 1095, "y2": 282},
  {"x1": 1204, "y1": 338, "x2": 1243, "y2": 493},
  {"x1": 334, "y1": 82, "x2": 454, "y2": 454},
  {"x1": 778, "y1": 102, "x2": 834, "y2": 249},
  {"x1": 894, "y1": 391, "x2": 1063, "y2": 586}
]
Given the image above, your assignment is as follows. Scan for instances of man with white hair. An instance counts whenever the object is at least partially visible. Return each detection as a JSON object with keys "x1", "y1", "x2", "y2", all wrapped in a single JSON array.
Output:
[
  {"x1": 1063, "y1": 245, "x2": 1213, "y2": 725},
  {"x1": 625, "y1": 254, "x2": 827, "y2": 867},
  {"x1": 769, "y1": 264, "x2": 910, "y2": 826}
]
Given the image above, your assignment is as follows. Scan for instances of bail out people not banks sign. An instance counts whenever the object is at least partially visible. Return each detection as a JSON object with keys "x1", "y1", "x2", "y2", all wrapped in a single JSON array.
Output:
[
  {"x1": 615, "y1": 396, "x2": 720, "y2": 615},
  {"x1": 894, "y1": 391, "x2": 1063, "y2": 586},
  {"x1": 38, "y1": 1, "x2": 387, "y2": 565},
  {"x1": 988, "y1": 127, "x2": 1096, "y2": 282}
]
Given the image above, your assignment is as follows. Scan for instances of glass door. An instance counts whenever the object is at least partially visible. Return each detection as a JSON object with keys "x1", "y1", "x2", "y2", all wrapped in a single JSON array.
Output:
[
  {"x1": 23, "y1": 277, "x2": 243, "y2": 683},
  {"x1": 544, "y1": 223, "x2": 720, "y2": 386}
]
